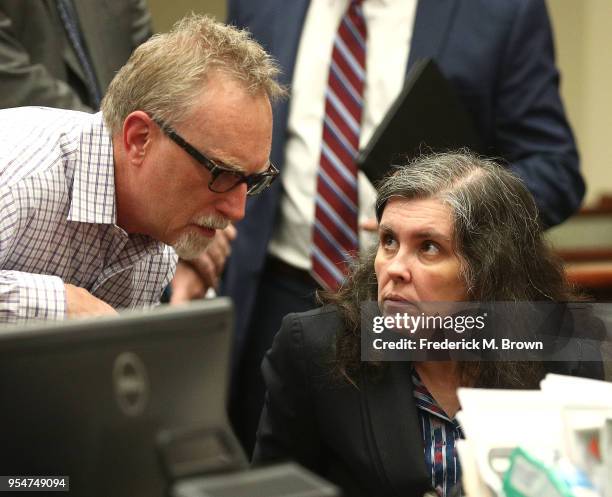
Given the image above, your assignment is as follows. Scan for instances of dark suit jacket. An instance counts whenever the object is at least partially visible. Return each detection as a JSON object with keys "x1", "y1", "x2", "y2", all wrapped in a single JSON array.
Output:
[
  {"x1": 0, "y1": 0, "x2": 151, "y2": 110},
  {"x1": 253, "y1": 306, "x2": 603, "y2": 497},
  {"x1": 222, "y1": 0, "x2": 584, "y2": 362}
]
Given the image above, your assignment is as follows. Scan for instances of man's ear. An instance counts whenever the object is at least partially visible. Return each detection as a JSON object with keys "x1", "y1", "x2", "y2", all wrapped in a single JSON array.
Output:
[{"x1": 122, "y1": 111, "x2": 156, "y2": 167}]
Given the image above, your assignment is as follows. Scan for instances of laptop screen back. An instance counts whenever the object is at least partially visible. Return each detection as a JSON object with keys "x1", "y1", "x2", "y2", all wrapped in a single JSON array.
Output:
[{"x1": 0, "y1": 298, "x2": 244, "y2": 497}]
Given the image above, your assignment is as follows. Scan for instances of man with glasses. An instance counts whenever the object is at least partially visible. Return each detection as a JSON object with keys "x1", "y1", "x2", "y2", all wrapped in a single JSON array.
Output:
[
  {"x1": 0, "y1": 14, "x2": 283, "y2": 324},
  {"x1": 158, "y1": 115, "x2": 279, "y2": 304}
]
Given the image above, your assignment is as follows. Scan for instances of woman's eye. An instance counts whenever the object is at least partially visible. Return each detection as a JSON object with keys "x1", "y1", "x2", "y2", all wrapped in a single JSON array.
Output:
[
  {"x1": 380, "y1": 233, "x2": 397, "y2": 250},
  {"x1": 421, "y1": 240, "x2": 440, "y2": 255}
]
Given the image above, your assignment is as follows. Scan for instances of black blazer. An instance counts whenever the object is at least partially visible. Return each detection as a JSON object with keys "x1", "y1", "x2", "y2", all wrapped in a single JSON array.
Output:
[{"x1": 253, "y1": 306, "x2": 604, "y2": 497}]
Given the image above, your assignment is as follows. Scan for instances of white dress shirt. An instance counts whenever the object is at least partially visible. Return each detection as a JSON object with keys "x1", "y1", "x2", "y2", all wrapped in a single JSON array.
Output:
[
  {"x1": 268, "y1": 0, "x2": 418, "y2": 270},
  {"x1": 0, "y1": 107, "x2": 177, "y2": 324}
]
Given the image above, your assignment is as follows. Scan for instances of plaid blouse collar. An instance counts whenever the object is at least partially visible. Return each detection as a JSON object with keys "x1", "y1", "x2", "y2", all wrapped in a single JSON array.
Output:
[{"x1": 412, "y1": 368, "x2": 462, "y2": 431}]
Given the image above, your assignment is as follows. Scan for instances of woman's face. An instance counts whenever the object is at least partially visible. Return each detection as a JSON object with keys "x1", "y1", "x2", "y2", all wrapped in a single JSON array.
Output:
[{"x1": 375, "y1": 197, "x2": 467, "y2": 315}]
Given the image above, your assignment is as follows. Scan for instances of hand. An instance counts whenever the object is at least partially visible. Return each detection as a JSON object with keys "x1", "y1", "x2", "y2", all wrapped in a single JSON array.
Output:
[
  {"x1": 360, "y1": 217, "x2": 378, "y2": 232},
  {"x1": 169, "y1": 260, "x2": 207, "y2": 304},
  {"x1": 169, "y1": 225, "x2": 238, "y2": 304},
  {"x1": 64, "y1": 284, "x2": 118, "y2": 318},
  {"x1": 188, "y1": 224, "x2": 237, "y2": 290}
]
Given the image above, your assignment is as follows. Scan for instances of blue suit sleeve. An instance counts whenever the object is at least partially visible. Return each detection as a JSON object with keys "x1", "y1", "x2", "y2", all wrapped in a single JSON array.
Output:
[{"x1": 495, "y1": 0, "x2": 583, "y2": 227}]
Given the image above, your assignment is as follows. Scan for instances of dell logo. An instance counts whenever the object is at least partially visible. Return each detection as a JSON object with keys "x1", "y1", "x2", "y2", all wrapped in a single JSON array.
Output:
[{"x1": 113, "y1": 352, "x2": 149, "y2": 417}]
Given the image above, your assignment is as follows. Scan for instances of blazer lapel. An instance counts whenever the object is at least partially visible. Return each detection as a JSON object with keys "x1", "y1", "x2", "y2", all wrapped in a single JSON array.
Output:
[
  {"x1": 407, "y1": 0, "x2": 459, "y2": 70},
  {"x1": 73, "y1": 0, "x2": 104, "y2": 82},
  {"x1": 360, "y1": 363, "x2": 430, "y2": 496},
  {"x1": 47, "y1": 0, "x2": 89, "y2": 85}
]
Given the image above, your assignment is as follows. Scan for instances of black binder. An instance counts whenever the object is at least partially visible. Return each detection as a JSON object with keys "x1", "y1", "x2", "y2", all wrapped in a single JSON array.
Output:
[{"x1": 357, "y1": 58, "x2": 483, "y2": 184}]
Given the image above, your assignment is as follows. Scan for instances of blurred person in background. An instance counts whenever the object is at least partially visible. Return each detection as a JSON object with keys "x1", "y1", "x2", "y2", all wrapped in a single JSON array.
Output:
[{"x1": 0, "y1": 0, "x2": 152, "y2": 111}]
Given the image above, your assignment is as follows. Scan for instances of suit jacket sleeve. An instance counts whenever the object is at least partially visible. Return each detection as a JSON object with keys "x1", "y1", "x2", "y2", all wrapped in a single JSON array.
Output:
[
  {"x1": 227, "y1": 0, "x2": 244, "y2": 26},
  {"x1": 0, "y1": 8, "x2": 91, "y2": 111},
  {"x1": 0, "y1": 187, "x2": 67, "y2": 323},
  {"x1": 252, "y1": 312, "x2": 325, "y2": 474},
  {"x1": 127, "y1": 0, "x2": 153, "y2": 49},
  {"x1": 0, "y1": 0, "x2": 151, "y2": 112},
  {"x1": 495, "y1": 0, "x2": 583, "y2": 227}
]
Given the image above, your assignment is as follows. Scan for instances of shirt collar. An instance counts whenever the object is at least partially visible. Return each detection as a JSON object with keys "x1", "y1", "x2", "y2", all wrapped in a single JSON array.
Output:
[
  {"x1": 67, "y1": 112, "x2": 117, "y2": 224},
  {"x1": 412, "y1": 368, "x2": 458, "y2": 425}
]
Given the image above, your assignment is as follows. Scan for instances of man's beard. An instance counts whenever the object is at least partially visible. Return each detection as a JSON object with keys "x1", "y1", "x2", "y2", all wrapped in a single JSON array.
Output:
[{"x1": 173, "y1": 214, "x2": 229, "y2": 260}]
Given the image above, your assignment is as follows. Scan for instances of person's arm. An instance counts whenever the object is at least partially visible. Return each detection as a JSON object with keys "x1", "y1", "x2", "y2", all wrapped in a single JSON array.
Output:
[
  {"x1": 252, "y1": 313, "x2": 323, "y2": 472},
  {"x1": 495, "y1": 0, "x2": 583, "y2": 228},
  {"x1": 127, "y1": 0, "x2": 153, "y2": 48},
  {"x1": 0, "y1": 9, "x2": 91, "y2": 111},
  {"x1": 0, "y1": 273, "x2": 118, "y2": 324},
  {"x1": 226, "y1": 0, "x2": 243, "y2": 26},
  {"x1": 0, "y1": 271, "x2": 67, "y2": 323},
  {"x1": 0, "y1": 189, "x2": 116, "y2": 324}
]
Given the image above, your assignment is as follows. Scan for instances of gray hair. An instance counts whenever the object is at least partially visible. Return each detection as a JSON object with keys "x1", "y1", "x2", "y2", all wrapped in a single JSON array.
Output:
[
  {"x1": 101, "y1": 14, "x2": 285, "y2": 134},
  {"x1": 375, "y1": 151, "x2": 567, "y2": 301}
]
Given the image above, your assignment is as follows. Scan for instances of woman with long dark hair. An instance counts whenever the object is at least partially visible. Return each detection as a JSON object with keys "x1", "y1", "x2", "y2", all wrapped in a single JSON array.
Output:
[{"x1": 252, "y1": 152, "x2": 602, "y2": 497}]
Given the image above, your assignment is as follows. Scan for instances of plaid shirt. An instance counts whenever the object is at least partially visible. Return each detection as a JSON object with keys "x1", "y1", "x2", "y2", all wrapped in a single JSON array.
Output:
[
  {"x1": 0, "y1": 107, "x2": 177, "y2": 324},
  {"x1": 412, "y1": 370, "x2": 464, "y2": 497}
]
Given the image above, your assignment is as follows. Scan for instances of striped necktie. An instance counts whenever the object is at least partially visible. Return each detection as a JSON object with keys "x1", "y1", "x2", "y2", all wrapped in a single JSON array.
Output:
[
  {"x1": 312, "y1": 0, "x2": 367, "y2": 290},
  {"x1": 56, "y1": 0, "x2": 103, "y2": 109}
]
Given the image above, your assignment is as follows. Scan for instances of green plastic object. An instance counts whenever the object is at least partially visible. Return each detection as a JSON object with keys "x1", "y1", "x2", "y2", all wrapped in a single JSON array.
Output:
[{"x1": 503, "y1": 448, "x2": 573, "y2": 497}]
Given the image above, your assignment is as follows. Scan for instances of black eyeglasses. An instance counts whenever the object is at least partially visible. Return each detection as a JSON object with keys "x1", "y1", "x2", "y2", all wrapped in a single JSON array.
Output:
[{"x1": 152, "y1": 117, "x2": 278, "y2": 196}]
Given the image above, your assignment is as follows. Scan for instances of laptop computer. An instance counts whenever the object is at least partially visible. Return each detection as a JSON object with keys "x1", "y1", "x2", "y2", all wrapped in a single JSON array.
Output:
[
  {"x1": 0, "y1": 299, "x2": 340, "y2": 497},
  {"x1": 0, "y1": 299, "x2": 246, "y2": 497},
  {"x1": 172, "y1": 463, "x2": 339, "y2": 497}
]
